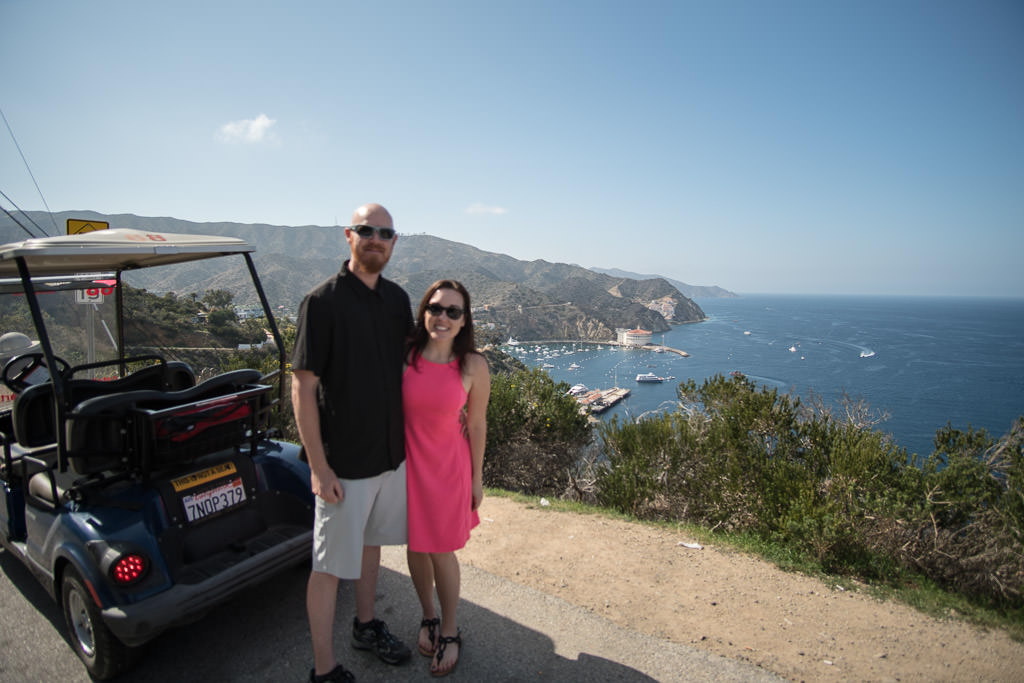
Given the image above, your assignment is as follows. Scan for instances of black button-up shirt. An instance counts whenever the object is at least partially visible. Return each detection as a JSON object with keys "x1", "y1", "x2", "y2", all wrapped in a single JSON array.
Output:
[{"x1": 291, "y1": 260, "x2": 413, "y2": 479}]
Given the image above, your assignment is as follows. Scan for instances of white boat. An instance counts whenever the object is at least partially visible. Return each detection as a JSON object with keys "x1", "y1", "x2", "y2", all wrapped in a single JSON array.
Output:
[
  {"x1": 542, "y1": 362, "x2": 555, "y2": 369},
  {"x1": 860, "y1": 350, "x2": 875, "y2": 358},
  {"x1": 568, "y1": 362, "x2": 581, "y2": 370},
  {"x1": 635, "y1": 372, "x2": 664, "y2": 383},
  {"x1": 506, "y1": 337, "x2": 520, "y2": 346},
  {"x1": 743, "y1": 331, "x2": 751, "y2": 336},
  {"x1": 567, "y1": 383, "x2": 589, "y2": 396},
  {"x1": 789, "y1": 345, "x2": 797, "y2": 353}
]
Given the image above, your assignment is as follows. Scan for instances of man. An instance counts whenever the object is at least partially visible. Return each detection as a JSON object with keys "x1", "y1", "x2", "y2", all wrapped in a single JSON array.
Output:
[{"x1": 292, "y1": 203, "x2": 413, "y2": 683}]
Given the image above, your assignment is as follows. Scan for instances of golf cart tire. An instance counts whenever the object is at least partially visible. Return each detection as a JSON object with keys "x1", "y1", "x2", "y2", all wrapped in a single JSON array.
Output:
[{"x1": 61, "y1": 566, "x2": 132, "y2": 680}]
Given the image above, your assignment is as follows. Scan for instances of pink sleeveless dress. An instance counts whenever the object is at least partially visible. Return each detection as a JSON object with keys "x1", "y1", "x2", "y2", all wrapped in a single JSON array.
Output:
[{"x1": 403, "y1": 357, "x2": 479, "y2": 553}]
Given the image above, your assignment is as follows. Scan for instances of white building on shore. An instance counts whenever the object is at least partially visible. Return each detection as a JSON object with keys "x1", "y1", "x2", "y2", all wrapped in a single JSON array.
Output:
[{"x1": 616, "y1": 327, "x2": 653, "y2": 347}]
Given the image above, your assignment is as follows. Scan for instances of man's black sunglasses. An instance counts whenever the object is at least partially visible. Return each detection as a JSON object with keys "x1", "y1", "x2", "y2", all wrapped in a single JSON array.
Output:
[
  {"x1": 425, "y1": 303, "x2": 465, "y2": 320},
  {"x1": 348, "y1": 224, "x2": 397, "y2": 240}
]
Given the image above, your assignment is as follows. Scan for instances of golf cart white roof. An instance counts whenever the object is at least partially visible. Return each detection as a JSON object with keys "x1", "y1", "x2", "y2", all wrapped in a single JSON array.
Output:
[{"x1": 0, "y1": 229, "x2": 254, "y2": 277}]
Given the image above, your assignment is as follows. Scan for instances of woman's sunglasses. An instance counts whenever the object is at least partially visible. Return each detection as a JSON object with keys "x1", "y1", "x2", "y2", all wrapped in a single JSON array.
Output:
[
  {"x1": 348, "y1": 224, "x2": 397, "y2": 240},
  {"x1": 425, "y1": 303, "x2": 465, "y2": 320}
]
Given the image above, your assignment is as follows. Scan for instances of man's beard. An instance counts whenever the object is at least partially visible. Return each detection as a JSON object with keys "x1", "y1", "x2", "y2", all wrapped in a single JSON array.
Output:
[{"x1": 355, "y1": 244, "x2": 391, "y2": 273}]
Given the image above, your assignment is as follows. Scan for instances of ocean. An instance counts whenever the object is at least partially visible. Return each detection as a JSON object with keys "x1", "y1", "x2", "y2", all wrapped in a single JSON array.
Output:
[{"x1": 503, "y1": 294, "x2": 1024, "y2": 457}]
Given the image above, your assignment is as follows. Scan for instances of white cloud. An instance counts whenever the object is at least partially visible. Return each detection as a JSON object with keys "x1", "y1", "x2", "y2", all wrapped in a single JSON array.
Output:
[
  {"x1": 464, "y1": 203, "x2": 508, "y2": 215},
  {"x1": 216, "y1": 113, "x2": 277, "y2": 143}
]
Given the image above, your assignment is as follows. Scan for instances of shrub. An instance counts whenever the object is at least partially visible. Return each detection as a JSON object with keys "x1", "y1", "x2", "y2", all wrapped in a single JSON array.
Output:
[
  {"x1": 871, "y1": 420, "x2": 1024, "y2": 604},
  {"x1": 484, "y1": 367, "x2": 592, "y2": 494},
  {"x1": 597, "y1": 374, "x2": 827, "y2": 533},
  {"x1": 592, "y1": 373, "x2": 1024, "y2": 609},
  {"x1": 595, "y1": 412, "x2": 687, "y2": 517}
]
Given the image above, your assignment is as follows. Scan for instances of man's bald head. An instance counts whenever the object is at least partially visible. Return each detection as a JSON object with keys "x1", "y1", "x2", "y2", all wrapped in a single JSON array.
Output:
[{"x1": 350, "y1": 203, "x2": 393, "y2": 229}]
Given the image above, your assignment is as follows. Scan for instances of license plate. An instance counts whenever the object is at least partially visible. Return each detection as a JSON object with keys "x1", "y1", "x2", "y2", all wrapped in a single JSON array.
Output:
[{"x1": 181, "y1": 476, "x2": 246, "y2": 523}]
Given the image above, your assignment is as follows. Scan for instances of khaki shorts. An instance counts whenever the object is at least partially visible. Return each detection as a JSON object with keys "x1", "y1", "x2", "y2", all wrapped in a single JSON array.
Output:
[{"x1": 312, "y1": 461, "x2": 408, "y2": 580}]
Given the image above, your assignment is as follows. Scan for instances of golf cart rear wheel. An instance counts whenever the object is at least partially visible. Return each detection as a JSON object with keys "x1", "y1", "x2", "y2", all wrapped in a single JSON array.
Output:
[{"x1": 61, "y1": 566, "x2": 131, "y2": 680}]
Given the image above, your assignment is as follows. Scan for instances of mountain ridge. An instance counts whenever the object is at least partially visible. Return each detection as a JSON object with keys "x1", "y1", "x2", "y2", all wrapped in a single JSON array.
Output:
[
  {"x1": 589, "y1": 266, "x2": 737, "y2": 299},
  {"x1": 0, "y1": 211, "x2": 711, "y2": 341}
]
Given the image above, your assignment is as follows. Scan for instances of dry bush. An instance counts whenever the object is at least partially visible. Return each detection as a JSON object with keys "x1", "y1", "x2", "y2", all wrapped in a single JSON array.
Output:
[
  {"x1": 867, "y1": 513, "x2": 1024, "y2": 604},
  {"x1": 484, "y1": 437, "x2": 579, "y2": 495},
  {"x1": 866, "y1": 418, "x2": 1024, "y2": 604}
]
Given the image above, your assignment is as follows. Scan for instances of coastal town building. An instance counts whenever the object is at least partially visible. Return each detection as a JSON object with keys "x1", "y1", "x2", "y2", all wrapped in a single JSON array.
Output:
[
  {"x1": 646, "y1": 296, "x2": 677, "y2": 320},
  {"x1": 234, "y1": 305, "x2": 264, "y2": 320},
  {"x1": 617, "y1": 327, "x2": 653, "y2": 346}
]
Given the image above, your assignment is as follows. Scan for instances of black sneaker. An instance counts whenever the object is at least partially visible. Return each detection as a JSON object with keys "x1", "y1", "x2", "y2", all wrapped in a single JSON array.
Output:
[
  {"x1": 351, "y1": 617, "x2": 411, "y2": 664},
  {"x1": 309, "y1": 663, "x2": 355, "y2": 682}
]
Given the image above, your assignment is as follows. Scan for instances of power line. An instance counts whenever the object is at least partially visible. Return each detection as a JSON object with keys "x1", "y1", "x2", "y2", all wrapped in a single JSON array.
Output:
[
  {"x1": 0, "y1": 188, "x2": 49, "y2": 238},
  {"x1": 0, "y1": 106, "x2": 59, "y2": 235},
  {"x1": 0, "y1": 202, "x2": 45, "y2": 239}
]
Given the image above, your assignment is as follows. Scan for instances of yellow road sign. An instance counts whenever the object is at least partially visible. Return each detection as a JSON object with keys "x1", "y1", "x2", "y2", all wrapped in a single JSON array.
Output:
[{"x1": 67, "y1": 219, "x2": 109, "y2": 235}]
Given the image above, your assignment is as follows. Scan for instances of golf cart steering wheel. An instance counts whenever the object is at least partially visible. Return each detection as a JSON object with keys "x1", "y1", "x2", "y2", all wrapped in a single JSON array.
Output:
[{"x1": 2, "y1": 352, "x2": 72, "y2": 393}]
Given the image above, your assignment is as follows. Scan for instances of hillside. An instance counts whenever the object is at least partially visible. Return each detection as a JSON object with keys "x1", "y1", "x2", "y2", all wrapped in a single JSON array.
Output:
[{"x1": 0, "y1": 211, "x2": 708, "y2": 341}]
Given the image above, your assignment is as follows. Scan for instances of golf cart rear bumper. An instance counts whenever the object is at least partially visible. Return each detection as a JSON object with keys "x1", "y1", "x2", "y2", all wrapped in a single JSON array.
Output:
[{"x1": 102, "y1": 530, "x2": 310, "y2": 647}]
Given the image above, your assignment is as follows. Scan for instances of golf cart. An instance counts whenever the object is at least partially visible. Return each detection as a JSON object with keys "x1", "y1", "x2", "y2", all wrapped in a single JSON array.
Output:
[{"x1": 0, "y1": 228, "x2": 313, "y2": 679}]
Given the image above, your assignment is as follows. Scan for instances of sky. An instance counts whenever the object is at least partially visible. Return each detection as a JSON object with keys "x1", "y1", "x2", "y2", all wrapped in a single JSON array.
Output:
[{"x1": 1, "y1": 0, "x2": 1022, "y2": 297}]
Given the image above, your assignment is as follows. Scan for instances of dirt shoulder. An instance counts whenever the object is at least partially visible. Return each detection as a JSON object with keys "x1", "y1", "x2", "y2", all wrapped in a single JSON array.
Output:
[{"x1": 458, "y1": 496, "x2": 1023, "y2": 682}]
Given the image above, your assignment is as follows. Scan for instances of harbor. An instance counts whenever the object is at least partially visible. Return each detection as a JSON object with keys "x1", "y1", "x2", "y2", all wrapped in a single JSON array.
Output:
[
  {"x1": 503, "y1": 336, "x2": 691, "y2": 421},
  {"x1": 506, "y1": 337, "x2": 690, "y2": 358}
]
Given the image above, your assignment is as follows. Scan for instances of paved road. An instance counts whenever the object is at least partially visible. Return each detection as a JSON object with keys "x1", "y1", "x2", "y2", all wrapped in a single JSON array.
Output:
[{"x1": 0, "y1": 545, "x2": 781, "y2": 682}]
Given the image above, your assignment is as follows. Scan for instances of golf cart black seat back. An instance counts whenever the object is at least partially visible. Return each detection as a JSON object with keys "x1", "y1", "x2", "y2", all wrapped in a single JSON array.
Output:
[
  {"x1": 65, "y1": 369, "x2": 268, "y2": 476},
  {"x1": 11, "y1": 360, "x2": 197, "y2": 450}
]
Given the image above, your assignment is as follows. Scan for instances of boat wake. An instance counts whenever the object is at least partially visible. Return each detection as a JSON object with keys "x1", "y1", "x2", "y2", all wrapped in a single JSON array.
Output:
[
  {"x1": 817, "y1": 338, "x2": 876, "y2": 359},
  {"x1": 742, "y1": 374, "x2": 790, "y2": 391},
  {"x1": 634, "y1": 401, "x2": 683, "y2": 422}
]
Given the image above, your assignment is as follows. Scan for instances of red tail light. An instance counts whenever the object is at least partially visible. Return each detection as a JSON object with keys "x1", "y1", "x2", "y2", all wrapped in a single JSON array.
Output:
[{"x1": 110, "y1": 554, "x2": 148, "y2": 585}]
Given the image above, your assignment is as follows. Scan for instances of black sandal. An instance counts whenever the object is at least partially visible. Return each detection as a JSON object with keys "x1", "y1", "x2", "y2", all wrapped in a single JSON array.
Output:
[
  {"x1": 418, "y1": 617, "x2": 440, "y2": 657},
  {"x1": 431, "y1": 631, "x2": 462, "y2": 678}
]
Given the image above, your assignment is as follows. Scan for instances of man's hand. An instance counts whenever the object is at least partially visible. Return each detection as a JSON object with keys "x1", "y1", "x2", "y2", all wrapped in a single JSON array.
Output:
[{"x1": 311, "y1": 466, "x2": 344, "y2": 503}]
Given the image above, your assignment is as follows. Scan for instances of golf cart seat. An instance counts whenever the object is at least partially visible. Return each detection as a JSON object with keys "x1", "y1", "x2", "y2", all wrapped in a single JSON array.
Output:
[
  {"x1": 10, "y1": 361, "x2": 196, "y2": 450},
  {"x1": 27, "y1": 467, "x2": 75, "y2": 507},
  {"x1": 65, "y1": 369, "x2": 267, "y2": 475}
]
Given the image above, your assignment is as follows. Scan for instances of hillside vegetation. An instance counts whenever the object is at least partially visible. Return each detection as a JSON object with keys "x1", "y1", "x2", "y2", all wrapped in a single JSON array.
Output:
[{"x1": 492, "y1": 366, "x2": 1024, "y2": 627}]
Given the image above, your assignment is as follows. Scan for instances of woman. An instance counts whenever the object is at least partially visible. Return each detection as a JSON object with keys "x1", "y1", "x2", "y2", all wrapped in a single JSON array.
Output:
[{"x1": 403, "y1": 279, "x2": 490, "y2": 677}]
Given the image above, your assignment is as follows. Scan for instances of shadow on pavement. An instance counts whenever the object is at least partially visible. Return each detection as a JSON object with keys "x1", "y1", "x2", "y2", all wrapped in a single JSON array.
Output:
[
  {"x1": 125, "y1": 561, "x2": 658, "y2": 681},
  {"x1": 0, "y1": 546, "x2": 76, "y2": 644}
]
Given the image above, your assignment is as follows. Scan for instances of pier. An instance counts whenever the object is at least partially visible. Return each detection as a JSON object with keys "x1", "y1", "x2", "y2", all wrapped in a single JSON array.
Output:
[
  {"x1": 602, "y1": 341, "x2": 690, "y2": 357},
  {"x1": 575, "y1": 386, "x2": 632, "y2": 414},
  {"x1": 644, "y1": 342, "x2": 689, "y2": 357}
]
